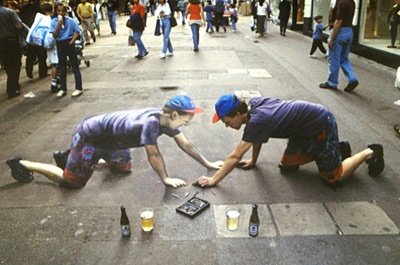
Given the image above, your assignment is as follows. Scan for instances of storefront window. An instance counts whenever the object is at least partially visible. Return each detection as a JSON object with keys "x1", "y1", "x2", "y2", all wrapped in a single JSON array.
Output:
[
  {"x1": 312, "y1": 0, "x2": 331, "y2": 30},
  {"x1": 359, "y1": 0, "x2": 400, "y2": 55}
]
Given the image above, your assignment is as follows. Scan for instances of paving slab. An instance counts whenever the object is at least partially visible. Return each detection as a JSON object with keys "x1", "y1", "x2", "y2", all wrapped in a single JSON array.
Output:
[
  {"x1": 248, "y1": 68, "x2": 273, "y2": 78},
  {"x1": 214, "y1": 204, "x2": 276, "y2": 238},
  {"x1": 111, "y1": 51, "x2": 244, "y2": 72},
  {"x1": 325, "y1": 201, "x2": 399, "y2": 235},
  {"x1": 270, "y1": 203, "x2": 337, "y2": 236}
]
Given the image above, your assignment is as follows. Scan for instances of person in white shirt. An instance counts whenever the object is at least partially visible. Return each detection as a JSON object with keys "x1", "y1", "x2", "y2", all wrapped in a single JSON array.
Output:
[
  {"x1": 92, "y1": 0, "x2": 102, "y2": 36},
  {"x1": 156, "y1": 0, "x2": 174, "y2": 58},
  {"x1": 256, "y1": 0, "x2": 268, "y2": 37}
]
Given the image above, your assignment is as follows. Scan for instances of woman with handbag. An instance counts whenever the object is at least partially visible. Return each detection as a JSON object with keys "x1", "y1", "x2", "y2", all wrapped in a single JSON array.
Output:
[
  {"x1": 185, "y1": 0, "x2": 205, "y2": 52},
  {"x1": 130, "y1": 0, "x2": 148, "y2": 59},
  {"x1": 156, "y1": 0, "x2": 174, "y2": 59}
]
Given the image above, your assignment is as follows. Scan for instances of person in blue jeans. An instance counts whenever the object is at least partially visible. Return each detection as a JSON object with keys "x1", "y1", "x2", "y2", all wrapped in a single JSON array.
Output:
[
  {"x1": 50, "y1": 2, "x2": 83, "y2": 98},
  {"x1": 131, "y1": 0, "x2": 148, "y2": 59},
  {"x1": 229, "y1": 4, "x2": 238, "y2": 32},
  {"x1": 105, "y1": 0, "x2": 118, "y2": 34},
  {"x1": 186, "y1": 0, "x2": 205, "y2": 52},
  {"x1": 157, "y1": 0, "x2": 174, "y2": 58},
  {"x1": 319, "y1": 0, "x2": 358, "y2": 92},
  {"x1": 178, "y1": 0, "x2": 188, "y2": 25},
  {"x1": 204, "y1": 1, "x2": 214, "y2": 33}
]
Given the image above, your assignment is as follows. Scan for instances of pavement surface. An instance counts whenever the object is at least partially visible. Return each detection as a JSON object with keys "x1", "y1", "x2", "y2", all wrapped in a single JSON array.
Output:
[{"x1": 1, "y1": 14, "x2": 400, "y2": 265}]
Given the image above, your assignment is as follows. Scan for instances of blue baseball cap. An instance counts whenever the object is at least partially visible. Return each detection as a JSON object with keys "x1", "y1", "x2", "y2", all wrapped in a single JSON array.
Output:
[
  {"x1": 212, "y1": 94, "x2": 239, "y2": 123},
  {"x1": 165, "y1": 95, "x2": 204, "y2": 113}
]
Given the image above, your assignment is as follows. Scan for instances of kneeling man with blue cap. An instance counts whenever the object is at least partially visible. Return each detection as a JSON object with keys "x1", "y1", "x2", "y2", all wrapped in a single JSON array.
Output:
[
  {"x1": 194, "y1": 95, "x2": 384, "y2": 187},
  {"x1": 7, "y1": 96, "x2": 223, "y2": 189}
]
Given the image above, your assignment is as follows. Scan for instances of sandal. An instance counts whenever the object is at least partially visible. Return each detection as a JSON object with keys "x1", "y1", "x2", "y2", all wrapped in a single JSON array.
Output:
[{"x1": 394, "y1": 124, "x2": 400, "y2": 136}]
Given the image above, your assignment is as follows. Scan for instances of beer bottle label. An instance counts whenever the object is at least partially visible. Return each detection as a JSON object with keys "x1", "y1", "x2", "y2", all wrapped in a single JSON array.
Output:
[
  {"x1": 249, "y1": 224, "x2": 258, "y2": 236},
  {"x1": 121, "y1": 225, "x2": 131, "y2": 237}
]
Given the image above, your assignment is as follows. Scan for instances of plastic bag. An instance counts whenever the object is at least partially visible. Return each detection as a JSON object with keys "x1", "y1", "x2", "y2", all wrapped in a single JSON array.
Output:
[
  {"x1": 128, "y1": 29, "x2": 135, "y2": 46},
  {"x1": 250, "y1": 16, "x2": 256, "y2": 31},
  {"x1": 395, "y1": 66, "x2": 400, "y2": 89},
  {"x1": 26, "y1": 13, "x2": 52, "y2": 47}
]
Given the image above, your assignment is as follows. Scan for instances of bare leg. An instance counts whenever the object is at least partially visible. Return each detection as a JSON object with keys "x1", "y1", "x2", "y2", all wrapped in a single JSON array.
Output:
[
  {"x1": 19, "y1": 160, "x2": 65, "y2": 184},
  {"x1": 339, "y1": 148, "x2": 373, "y2": 181}
]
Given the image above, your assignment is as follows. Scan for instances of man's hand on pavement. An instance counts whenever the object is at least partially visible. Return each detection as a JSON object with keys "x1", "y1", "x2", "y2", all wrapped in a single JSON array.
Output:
[
  {"x1": 237, "y1": 159, "x2": 255, "y2": 170},
  {"x1": 193, "y1": 176, "x2": 215, "y2": 187}
]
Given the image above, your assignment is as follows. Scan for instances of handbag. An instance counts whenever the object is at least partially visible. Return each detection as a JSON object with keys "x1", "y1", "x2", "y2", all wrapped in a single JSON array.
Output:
[
  {"x1": 154, "y1": 18, "x2": 161, "y2": 36},
  {"x1": 170, "y1": 16, "x2": 177, "y2": 27}
]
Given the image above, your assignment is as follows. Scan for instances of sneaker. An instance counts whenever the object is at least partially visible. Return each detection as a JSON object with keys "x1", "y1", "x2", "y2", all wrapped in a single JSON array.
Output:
[
  {"x1": 143, "y1": 51, "x2": 149, "y2": 57},
  {"x1": 166, "y1": 52, "x2": 174, "y2": 57},
  {"x1": 278, "y1": 163, "x2": 300, "y2": 174},
  {"x1": 309, "y1": 55, "x2": 317, "y2": 58},
  {"x1": 366, "y1": 144, "x2": 384, "y2": 177},
  {"x1": 57, "y1": 90, "x2": 66, "y2": 97},
  {"x1": 325, "y1": 52, "x2": 329, "y2": 57},
  {"x1": 233, "y1": 30, "x2": 236, "y2": 33},
  {"x1": 134, "y1": 54, "x2": 144, "y2": 59},
  {"x1": 71, "y1": 90, "x2": 83, "y2": 97},
  {"x1": 193, "y1": 48, "x2": 199, "y2": 52},
  {"x1": 339, "y1": 141, "x2": 352, "y2": 160},
  {"x1": 53, "y1": 149, "x2": 70, "y2": 170},
  {"x1": 159, "y1": 53, "x2": 166, "y2": 59},
  {"x1": 319, "y1": 82, "x2": 337, "y2": 89},
  {"x1": 6, "y1": 157, "x2": 34, "y2": 183},
  {"x1": 344, "y1": 80, "x2": 359, "y2": 92}
]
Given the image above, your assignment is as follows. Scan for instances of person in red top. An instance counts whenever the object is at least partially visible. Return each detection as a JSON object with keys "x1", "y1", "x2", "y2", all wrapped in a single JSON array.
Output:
[
  {"x1": 186, "y1": 0, "x2": 205, "y2": 52},
  {"x1": 130, "y1": 0, "x2": 148, "y2": 59}
]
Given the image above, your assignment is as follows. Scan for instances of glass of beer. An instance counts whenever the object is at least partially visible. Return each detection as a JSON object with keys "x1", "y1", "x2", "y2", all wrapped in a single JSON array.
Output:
[
  {"x1": 141, "y1": 208, "x2": 154, "y2": 232},
  {"x1": 226, "y1": 206, "x2": 240, "y2": 231}
]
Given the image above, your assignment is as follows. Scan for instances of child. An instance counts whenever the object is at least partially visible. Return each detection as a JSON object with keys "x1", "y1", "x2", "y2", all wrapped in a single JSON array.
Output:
[
  {"x1": 50, "y1": 2, "x2": 84, "y2": 98},
  {"x1": 204, "y1": 0, "x2": 214, "y2": 33},
  {"x1": 41, "y1": 2, "x2": 60, "y2": 93},
  {"x1": 309, "y1": 15, "x2": 328, "y2": 58},
  {"x1": 229, "y1": 4, "x2": 238, "y2": 33}
]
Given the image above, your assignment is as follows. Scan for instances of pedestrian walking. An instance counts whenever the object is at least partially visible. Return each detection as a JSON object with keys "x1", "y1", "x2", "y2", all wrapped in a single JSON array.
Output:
[
  {"x1": 186, "y1": 0, "x2": 205, "y2": 52},
  {"x1": 0, "y1": 0, "x2": 23, "y2": 98},
  {"x1": 387, "y1": 1, "x2": 400, "y2": 48},
  {"x1": 130, "y1": 0, "x2": 148, "y2": 59},
  {"x1": 177, "y1": 0, "x2": 188, "y2": 25},
  {"x1": 157, "y1": 0, "x2": 174, "y2": 59},
  {"x1": 77, "y1": 0, "x2": 96, "y2": 45},
  {"x1": 278, "y1": 0, "x2": 290, "y2": 36},
  {"x1": 255, "y1": 0, "x2": 268, "y2": 37},
  {"x1": 319, "y1": 0, "x2": 359, "y2": 92},
  {"x1": 194, "y1": 95, "x2": 384, "y2": 187},
  {"x1": 309, "y1": 15, "x2": 328, "y2": 58},
  {"x1": 214, "y1": 0, "x2": 226, "y2": 33},
  {"x1": 105, "y1": 0, "x2": 118, "y2": 34},
  {"x1": 41, "y1": 2, "x2": 60, "y2": 93},
  {"x1": 20, "y1": 0, "x2": 48, "y2": 79},
  {"x1": 204, "y1": 0, "x2": 214, "y2": 33},
  {"x1": 50, "y1": 2, "x2": 84, "y2": 98},
  {"x1": 229, "y1": 3, "x2": 238, "y2": 33},
  {"x1": 92, "y1": 0, "x2": 102, "y2": 36},
  {"x1": 6, "y1": 96, "x2": 223, "y2": 189}
]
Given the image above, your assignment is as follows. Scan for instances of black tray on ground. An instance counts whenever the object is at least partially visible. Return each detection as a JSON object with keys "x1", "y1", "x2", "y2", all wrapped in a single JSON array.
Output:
[{"x1": 176, "y1": 196, "x2": 210, "y2": 217}]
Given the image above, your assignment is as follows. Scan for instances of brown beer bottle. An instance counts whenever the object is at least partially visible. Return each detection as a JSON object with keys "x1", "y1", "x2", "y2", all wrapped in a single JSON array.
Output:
[
  {"x1": 249, "y1": 204, "x2": 259, "y2": 237},
  {"x1": 120, "y1": 206, "x2": 131, "y2": 238}
]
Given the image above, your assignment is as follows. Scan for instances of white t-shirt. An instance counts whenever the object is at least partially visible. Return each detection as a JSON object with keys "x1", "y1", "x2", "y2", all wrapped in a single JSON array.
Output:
[
  {"x1": 156, "y1": 3, "x2": 171, "y2": 17},
  {"x1": 256, "y1": 2, "x2": 268, "y2": 16}
]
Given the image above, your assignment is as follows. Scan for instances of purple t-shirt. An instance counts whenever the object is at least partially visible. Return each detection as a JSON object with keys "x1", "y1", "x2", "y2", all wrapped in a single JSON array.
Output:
[
  {"x1": 242, "y1": 97, "x2": 330, "y2": 143},
  {"x1": 79, "y1": 108, "x2": 181, "y2": 149}
]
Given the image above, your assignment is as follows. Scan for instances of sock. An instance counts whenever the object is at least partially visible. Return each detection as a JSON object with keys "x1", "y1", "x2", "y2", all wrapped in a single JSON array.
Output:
[{"x1": 51, "y1": 79, "x2": 57, "y2": 86}]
